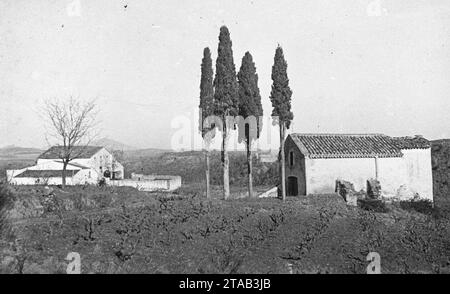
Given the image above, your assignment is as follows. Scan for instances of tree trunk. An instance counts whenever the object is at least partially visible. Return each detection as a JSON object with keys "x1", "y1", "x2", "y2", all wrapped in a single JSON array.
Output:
[
  {"x1": 280, "y1": 123, "x2": 286, "y2": 202},
  {"x1": 222, "y1": 123, "x2": 230, "y2": 200},
  {"x1": 205, "y1": 150, "x2": 211, "y2": 199},
  {"x1": 62, "y1": 161, "x2": 68, "y2": 188},
  {"x1": 247, "y1": 139, "x2": 254, "y2": 198}
]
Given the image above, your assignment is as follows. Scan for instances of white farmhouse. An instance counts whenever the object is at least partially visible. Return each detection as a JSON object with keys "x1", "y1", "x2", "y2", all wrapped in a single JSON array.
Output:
[
  {"x1": 284, "y1": 134, "x2": 433, "y2": 201},
  {"x1": 7, "y1": 146, "x2": 124, "y2": 185}
]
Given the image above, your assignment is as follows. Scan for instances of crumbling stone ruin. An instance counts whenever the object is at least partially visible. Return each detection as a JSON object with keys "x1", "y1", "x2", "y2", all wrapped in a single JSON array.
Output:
[
  {"x1": 335, "y1": 180, "x2": 357, "y2": 206},
  {"x1": 366, "y1": 179, "x2": 381, "y2": 199}
]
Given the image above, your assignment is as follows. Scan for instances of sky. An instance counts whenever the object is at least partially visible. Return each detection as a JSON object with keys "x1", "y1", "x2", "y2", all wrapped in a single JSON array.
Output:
[{"x1": 1, "y1": 0, "x2": 450, "y2": 150}]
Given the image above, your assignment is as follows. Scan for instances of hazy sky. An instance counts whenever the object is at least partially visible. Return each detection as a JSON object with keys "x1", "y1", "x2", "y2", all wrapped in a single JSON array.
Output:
[{"x1": 1, "y1": 0, "x2": 450, "y2": 149}]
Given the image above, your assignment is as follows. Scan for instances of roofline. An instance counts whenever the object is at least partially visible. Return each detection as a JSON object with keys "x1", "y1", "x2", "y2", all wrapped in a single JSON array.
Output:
[
  {"x1": 37, "y1": 145, "x2": 105, "y2": 159},
  {"x1": 14, "y1": 169, "x2": 82, "y2": 178},
  {"x1": 50, "y1": 160, "x2": 91, "y2": 169},
  {"x1": 400, "y1": 147, "x2": 431, "y2": 150},
  {"x1": 306, "y1": 153, "x2": 403, "y2": 159},
  {"x1": 290, "y1": 133, "x2": 387, "y2": 137},
  {"x1": 90, "y1": 146, "x2": 107, "y2": 158},
  {"x1": 287, "y1": 133, "x2": 405, "y2": 159},
  {"x1": 286, "y1": 134, "x2": 310, "y2": 157}
]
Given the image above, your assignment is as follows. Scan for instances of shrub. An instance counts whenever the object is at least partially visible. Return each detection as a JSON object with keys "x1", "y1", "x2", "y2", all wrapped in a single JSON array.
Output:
[
  {"x1": 0, "y1": 181, "x2": 15, "y2": 238},
  {"x1": 98, "y1": 178, "x2": 106, "y2": 188},
  {"x1": 92, "y1": 194, "x2": 113, "y2": 209},
  {"x1": 358, "y1": 199, "x2": 389, "y2": 213},
  {"x1": 432, "y1": 202, "x2": 450, "y2": 220},
  {"x1": 400, "y1": 199, "x2": 434, "y2": 215}
]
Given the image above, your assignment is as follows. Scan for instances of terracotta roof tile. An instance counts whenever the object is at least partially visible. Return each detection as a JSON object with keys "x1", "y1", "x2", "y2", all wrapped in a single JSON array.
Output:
[
  {"x1": 393, "y1": 136, "x2": 430, "y2": 149},
  {"x1": 289, "y1": 133, "x2": 429, "y2": 159}
]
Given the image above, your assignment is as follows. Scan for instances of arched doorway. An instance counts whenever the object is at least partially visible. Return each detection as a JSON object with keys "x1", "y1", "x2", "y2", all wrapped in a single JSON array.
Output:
[{"x1": 287, "y1": 176, "x2": 298, "y2": 196}]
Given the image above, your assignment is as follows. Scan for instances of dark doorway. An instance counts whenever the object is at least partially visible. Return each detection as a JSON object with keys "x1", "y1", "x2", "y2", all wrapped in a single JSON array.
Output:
[{"x1": 287, "y1": 176, "x2": 298, "y2": 196}]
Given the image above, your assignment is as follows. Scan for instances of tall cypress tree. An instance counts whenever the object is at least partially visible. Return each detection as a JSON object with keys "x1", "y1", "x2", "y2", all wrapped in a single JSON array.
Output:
[
  {"x1": 237, "y1": 52, "x2": 263, "y2": 198},
  {"x1": 213, "y1": 26, "x2": 239, "y2": 200},
  {"x1": 270, "y1": 46, "x2": 293, "y2": 202},
  {"x1": 199, "y1": 47, "x2": 215, "y2": 199}
]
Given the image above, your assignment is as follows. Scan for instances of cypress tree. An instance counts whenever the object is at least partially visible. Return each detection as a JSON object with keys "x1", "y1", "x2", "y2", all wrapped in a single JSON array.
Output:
[
  {"x1": 237, "y1": 52, "x2": 263, "y2": 198},
  {"x1": 199, "y1": 47, "x2": 215, "y2": 199},
  {"x1": 270, "y1": 46, "x2": 293, "y2": 202},
  {"x1": 213, "y1": 26, "x2": 239, "y2": 200}
]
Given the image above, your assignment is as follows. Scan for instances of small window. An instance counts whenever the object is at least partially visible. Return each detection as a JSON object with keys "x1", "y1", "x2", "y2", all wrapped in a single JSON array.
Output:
[{"x1": 289, "y1": 151, "x2": 294, "y2": 167}]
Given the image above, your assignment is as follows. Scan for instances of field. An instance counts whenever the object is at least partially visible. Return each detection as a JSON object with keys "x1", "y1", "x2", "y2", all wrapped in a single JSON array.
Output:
[
  {"x1": 0, "y1": 185, "x2": 449, "y2": 274},
  {"x1": 0, "y1": 142, "x2": 449, "y2": 274}
]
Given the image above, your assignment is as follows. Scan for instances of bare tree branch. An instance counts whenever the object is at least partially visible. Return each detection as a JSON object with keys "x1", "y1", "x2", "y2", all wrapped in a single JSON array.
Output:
[{"x1": 41, "y1": 97, "x2": 99, "y2": 188}]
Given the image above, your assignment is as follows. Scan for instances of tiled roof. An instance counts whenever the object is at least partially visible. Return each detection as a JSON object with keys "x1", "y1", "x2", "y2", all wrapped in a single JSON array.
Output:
[
  {"x1": 289, "y1": 133, "x2": 429, "y2": 159},
  {"x1": 15, "y1": 169, "x2": 81, "y2": 178},
  {"x1": 393, "y1": 136, "x2": 431, "y2": 149},
  {"x1": 52, "y1": 160, "x2": 90, "y2": 169},
  {"x1": 38, "y1": 146, "x2": 103, "y2": 159}
]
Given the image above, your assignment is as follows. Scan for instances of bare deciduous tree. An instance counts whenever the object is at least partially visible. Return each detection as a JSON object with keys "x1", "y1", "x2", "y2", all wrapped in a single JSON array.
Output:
[{"x1": 42, "y1": 97, "x2": 99, "y2": 188}]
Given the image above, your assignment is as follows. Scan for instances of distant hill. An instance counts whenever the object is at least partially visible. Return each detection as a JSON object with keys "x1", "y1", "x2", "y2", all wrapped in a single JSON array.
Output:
[
  {"x1": 92, "y1": 137, "x2": 138, "y2": 151},
  {"x1": 0, "y1": 146, "x2": 43, "y2": 160},
  {"x1": 123, "y1": 148, "x2": 172, "y2": 159},
  {"x1": 121, "y1": 149, "x2": 279, "y2": 186}
]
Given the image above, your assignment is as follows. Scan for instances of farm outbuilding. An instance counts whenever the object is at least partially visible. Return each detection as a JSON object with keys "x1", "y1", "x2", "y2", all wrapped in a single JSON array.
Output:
[
  {"x1": 7, "y1": 146, "x2": 124, "y2": 185},
  {"x1": 7, "y1": 163, "x2": 97, "y2": 186},
  {"x1": 6, "y1": 145, "x2": 183, "y2": 192},
  {"x1": 109, "y1": 173, "x2": 182, "y2": 191},
  {"x1": 284, "y1": 133, "x2": 433, "y2": 201}
]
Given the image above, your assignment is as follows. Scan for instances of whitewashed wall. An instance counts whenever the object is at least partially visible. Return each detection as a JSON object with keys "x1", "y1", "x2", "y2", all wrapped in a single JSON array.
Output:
[
  {"x1": 401, "y1": 148, "x2": 433, "y2": 201},
  {"x1": 305, "y1": 157, "x2": 377, "y2": 194},
  {"x1": 376, "y1": 157, "x2": 408, "y2": 197},
  {"x1": 9, "y1": 176, "x2": 74, "y2": 185},
  {"x1": 110, "y1": 177, "x2": 181, "y2": 191},
  {"x1": 305, "y1": 152, "x2": 433, "y2": 201},
  {"x1": 74, "y1": 169, "x2": 100, "y2": 185},
  {"x1": 88, "y1": 148, "x2": 124, "y2": 179}
]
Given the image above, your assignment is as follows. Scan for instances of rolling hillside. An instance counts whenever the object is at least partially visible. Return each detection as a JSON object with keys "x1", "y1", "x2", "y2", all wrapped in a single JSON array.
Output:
[
  {"x1": 91, "y1": 138, "x2": 138, "y2": 151},
  {"x1": 0, "y1": 146, "x2": 43, "y2": 160},
  {"x1": 122, "y1": 150, "x2": 279, "y2": 187},
  {"x1": 0, "y1": 146, "x2": 43, "y2": 180}
]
